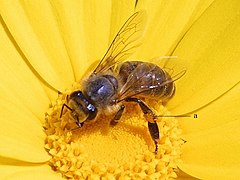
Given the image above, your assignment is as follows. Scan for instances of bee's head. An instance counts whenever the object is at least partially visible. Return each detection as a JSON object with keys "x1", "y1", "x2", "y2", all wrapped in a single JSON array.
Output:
[{"x1": 62, "y1": 91, "x2": 97, "y2": 127}]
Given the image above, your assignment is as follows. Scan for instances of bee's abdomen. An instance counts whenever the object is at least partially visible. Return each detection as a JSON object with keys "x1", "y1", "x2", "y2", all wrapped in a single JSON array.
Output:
[
  {"x1": 119, "y1": 61, "x2": 175, "y2": 101},
  {"x1": 118, "y1": 61, "x2": 139, "y2": 84}
]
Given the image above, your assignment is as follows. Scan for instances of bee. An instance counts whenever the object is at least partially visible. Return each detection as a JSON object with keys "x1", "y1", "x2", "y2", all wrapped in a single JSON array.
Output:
[{"x1": 60, "y1": 11, "x2": 186, "y2": 153}]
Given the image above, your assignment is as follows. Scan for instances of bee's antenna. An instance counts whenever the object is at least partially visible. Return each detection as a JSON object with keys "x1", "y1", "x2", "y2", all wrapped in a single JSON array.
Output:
[{"x1": 60, "y1": 104, "x2": 73, "y2": 118}]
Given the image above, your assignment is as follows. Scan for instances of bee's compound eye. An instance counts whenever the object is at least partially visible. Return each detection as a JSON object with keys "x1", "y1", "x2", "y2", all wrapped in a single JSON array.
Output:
[{"x1": 69, "y1": 90, "x2": 84, "y2": 99}]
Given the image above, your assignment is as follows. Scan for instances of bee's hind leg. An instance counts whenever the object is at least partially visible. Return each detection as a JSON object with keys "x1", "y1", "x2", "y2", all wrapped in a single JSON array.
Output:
[
  {"x1": 125, "y1": 98, "x2": 159, "y2": 153},
  {"x1": 148, "y1": 121, "x2": 159, "y2": 153},
  {"x1": 110, "y1": 105, "x2": 125, "y2": 126}
]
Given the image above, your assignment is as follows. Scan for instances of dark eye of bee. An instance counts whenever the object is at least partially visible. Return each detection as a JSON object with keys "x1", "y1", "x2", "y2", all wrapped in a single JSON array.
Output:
[{"x1": 69, "y1": 91, "x2": 83, "y2": 100}]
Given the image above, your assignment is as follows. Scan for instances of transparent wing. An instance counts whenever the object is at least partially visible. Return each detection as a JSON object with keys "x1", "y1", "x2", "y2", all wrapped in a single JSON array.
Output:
[
  {"x1": 151, "y1": 56, "x2": 187, "y2": 76},
  {"x1": 118, "y1": 60, "x2": 186, "y2": 101},
  {"x1": 93, "y1": 11, "x2": 147, "y2": 74}
]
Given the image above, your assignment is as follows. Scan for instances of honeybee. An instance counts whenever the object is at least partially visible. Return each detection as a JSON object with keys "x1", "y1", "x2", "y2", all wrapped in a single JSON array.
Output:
[{"x1": 61, "y1": 11, "x2": 186, "y2": 153}]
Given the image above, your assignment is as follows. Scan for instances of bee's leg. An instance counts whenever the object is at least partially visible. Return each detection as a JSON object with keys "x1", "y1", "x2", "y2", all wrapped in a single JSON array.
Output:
[
  {"x1": 71, "y1": 117, "x2": 84, "y2": 131},
  {"x1": 148, "y1": 121, "x2": 159, "y2": 153},
  {"x1": 125, "y1": 98, "x2": 159, "y2": 153},
  {"x1": 60, "y1": 104, "x2": 73, "y2": 118},
  {"x1": 110, "y1": 105, "x2": 125, "y2": 126}
]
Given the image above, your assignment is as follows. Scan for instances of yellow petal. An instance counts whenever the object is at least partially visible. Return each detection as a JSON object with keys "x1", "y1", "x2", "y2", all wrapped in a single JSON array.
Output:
[
  {"x1": 167, "y1": 0, "x2": 240, "y2": 115},
  {"x1": 178, "y1": 77, "x2": 240, "y2": 178},
  {"x1": 45, "y1": 1, "x2": 112, "y2": 82},
  {"x1": 180, "y1": 82, "x2": 240, "y2": 134},
  {"x1": 177, "y1": 169, "x2": 199, "y2": 180},
  {"x1": 135, "y1": 0, "x2": 214, "y2": 59},
  {"x1": 0, "y1": 17, "x2": 50, "y2": 121},
  {"x1": 0, "y1": 99, "x2": 50, "y2": 162},
  {"x1": 1, "y1": 16, "x2": 55, "y2": 162},
  {"x1": 50, "y1": 0, "x2": 136, "y2": 81},
  {"x1": 0, "y1": 1, "x2": 75, "y2": 91},
  {"x1": 0, "y1": 1, "x2": 56, "y2": 165},
  {"x1": 180, "y1": 123, "x2": 240, "y2": 179},
  {"x1": 0, "y1": 163, "x2": 61, "y2": 180}
]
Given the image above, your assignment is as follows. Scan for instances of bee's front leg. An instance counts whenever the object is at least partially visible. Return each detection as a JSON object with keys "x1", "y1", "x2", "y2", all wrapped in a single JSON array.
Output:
[{"x1": 125, "y1": 98, "x2": 159, "y2": 153}]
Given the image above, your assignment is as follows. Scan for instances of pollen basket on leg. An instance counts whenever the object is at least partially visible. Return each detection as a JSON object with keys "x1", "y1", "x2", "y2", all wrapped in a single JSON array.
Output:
[{"x1": 44, "y1": 86, "x2": 184, "y2": 179}]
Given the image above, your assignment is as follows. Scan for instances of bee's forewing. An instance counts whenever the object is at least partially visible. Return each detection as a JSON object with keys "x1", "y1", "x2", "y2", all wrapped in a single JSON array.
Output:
[{"x1": 93, "y1": 11, "x2": 147, "y2": 74}]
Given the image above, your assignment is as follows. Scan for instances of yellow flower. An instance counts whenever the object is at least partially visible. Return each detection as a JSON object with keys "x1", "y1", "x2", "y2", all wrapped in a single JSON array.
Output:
[{"x1": 1, "y1": 0, "x2": 240, "y2": 179}]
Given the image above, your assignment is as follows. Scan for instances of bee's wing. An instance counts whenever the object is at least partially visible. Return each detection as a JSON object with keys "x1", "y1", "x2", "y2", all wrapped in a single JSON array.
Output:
[
  {"x1": 118, "y1": 62, "x2": 186, "y2": 101},
  {"x1": 93, "y1": 11, "x2": 147, "y2": 74}
]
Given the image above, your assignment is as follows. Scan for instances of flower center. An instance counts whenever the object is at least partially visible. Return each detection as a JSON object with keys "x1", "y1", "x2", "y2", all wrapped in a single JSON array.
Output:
[{"x1": 44, "y1": 87, "x2": 183, "y2": 179}]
